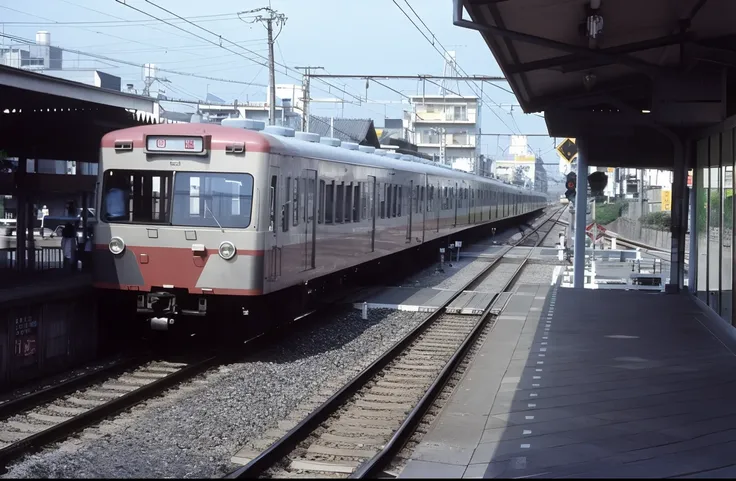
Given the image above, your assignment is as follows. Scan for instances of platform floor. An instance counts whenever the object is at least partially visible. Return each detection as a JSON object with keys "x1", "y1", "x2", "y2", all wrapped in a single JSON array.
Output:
[{"x1": 400, "y1": 287, "x2": 736, "y2": 479}]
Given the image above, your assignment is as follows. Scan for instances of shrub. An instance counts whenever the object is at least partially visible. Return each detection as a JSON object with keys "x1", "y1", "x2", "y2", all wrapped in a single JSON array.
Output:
[
  {"x1": 594, "y1": 200, "x2": 627, "y2": 225},
  {"x1": 640, "y1": 211, "x2": 671, "y2": 231}
]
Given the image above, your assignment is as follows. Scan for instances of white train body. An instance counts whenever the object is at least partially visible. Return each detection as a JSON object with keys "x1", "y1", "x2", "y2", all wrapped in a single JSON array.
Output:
[{"x1": 93, "y1": 122, "x2": 545, "y2": 331}]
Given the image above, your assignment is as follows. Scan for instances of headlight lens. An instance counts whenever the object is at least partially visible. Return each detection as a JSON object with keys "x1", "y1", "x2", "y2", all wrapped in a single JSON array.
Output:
[
  {"x1": 219, "y1": 241, "x2": 236, "y2": 260},
  {"x1": 109, "y1": 236, "x2": 125, "y2": 255}
]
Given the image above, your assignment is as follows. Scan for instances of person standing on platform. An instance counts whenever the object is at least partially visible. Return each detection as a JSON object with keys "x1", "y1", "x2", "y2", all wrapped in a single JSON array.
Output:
[{"x1": 61, "y1": 222, "x2": 77, "y2": 271}]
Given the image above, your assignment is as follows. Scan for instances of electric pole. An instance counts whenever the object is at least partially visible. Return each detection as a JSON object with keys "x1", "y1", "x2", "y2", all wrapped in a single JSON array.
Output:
[
  {"x1": 241, "y1": 7, "x2": 287, "y2": 125},
  {"x1": 296, "y1": 66, "x2": 323, "y2": 132}
]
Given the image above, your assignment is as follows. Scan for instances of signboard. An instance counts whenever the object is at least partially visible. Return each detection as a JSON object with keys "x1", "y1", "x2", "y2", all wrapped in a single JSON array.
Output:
[
  {"x1": 662, "y1": 189, "x2": 672, "y2": 211},
  {"x1": 146, "y1": 136, "x2": 204, "y2": 153},
  {"x1": 585, "y1": 222, "x2": 607, "y2": 241},
  {"x1": 556, "y1": 138, "x2": 577, "y2": 163},
  {"x1": 607, "y1": 167, "x2": 615, "y2": 173},
  {"x1": 687, "y1": 169, "x2": 693, "y2": 188}
]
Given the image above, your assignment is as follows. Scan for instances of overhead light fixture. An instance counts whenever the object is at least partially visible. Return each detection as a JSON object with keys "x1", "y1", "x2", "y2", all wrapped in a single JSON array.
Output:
[{"x1": 642, "y1": 110, "x2": 651, "y2": 114}]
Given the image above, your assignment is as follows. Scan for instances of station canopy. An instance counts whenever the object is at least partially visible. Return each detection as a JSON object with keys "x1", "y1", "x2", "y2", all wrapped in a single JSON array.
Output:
[
  {"x1": 0, "y1": 65, "x2": 158, "y2": 164},
  {"x1": 458, "y1": 0, "x2": 736, "y2": 168}
]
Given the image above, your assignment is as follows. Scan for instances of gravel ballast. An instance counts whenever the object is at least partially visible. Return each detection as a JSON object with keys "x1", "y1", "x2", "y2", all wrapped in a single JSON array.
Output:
[
  {"x1": 3, "y1": 215, "x2": 551, "y2": 479},
  {"x1": 3, "y1": 307, "x2": 429, "y2": 479}
]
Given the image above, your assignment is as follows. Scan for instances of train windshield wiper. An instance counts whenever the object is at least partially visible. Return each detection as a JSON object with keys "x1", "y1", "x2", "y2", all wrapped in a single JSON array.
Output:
[{"x1": 204, "y1": 200, "x2": 224, "y2": 232}]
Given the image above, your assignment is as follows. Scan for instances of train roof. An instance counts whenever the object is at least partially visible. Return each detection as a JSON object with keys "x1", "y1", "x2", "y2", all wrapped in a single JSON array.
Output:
[{"x1": 102, "y1": 122, "x2": 544, "y2": 197}]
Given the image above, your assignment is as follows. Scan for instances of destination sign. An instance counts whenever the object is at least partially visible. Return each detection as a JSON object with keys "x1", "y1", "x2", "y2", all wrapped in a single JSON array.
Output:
[{"x1": 146, "y1": 136, "x2": 204, "y2": 153}]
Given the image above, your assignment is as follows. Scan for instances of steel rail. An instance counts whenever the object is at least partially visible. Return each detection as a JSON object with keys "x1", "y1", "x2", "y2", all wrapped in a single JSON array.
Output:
[
  {"x1": 225, "y1": 206, "x2": 565, "y2": 479},
  {"x1": 352, "y1": 207, "x2": 566, "y2": 478},
  {"x1": 0, "y1": 354, "x2": 219, "y2": 470}
]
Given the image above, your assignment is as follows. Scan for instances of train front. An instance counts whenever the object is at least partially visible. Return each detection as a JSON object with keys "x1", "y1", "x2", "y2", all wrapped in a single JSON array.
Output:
[{"x1": 93, "y1": 123, "x2": 270, "y2": 333}]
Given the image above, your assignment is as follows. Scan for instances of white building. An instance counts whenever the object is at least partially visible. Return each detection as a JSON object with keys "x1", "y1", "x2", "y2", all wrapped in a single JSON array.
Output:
[{"x1": 406, "y1": 95, "x2": 479, "y2": 172}]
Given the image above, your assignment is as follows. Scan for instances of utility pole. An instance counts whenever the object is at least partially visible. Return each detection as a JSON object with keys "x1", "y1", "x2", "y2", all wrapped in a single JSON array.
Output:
[
  {"x1": 241, "y1": 7, "x2": 287, "y2": 125},
  {"x1": 295, "y1": 66, "x2": 324, "y2": 132}
]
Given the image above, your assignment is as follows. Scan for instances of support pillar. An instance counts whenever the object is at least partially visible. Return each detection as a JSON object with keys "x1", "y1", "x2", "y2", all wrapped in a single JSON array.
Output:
[
  {"x1": 573, "y1": 138, "x2": 589, "y2": 289},
  {"x1": 688, "y1": 173, "x2": 697, "y2": 292},
  {"x1": 14, "y1": 157, "x2": 27, "y2": 274},
  {"x1": 667, "y1": 138, "x2": 687, "y2": 293}
]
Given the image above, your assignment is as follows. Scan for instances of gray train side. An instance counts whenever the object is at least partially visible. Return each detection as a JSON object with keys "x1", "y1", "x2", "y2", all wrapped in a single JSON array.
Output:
[{"x1": 93, "y1": 120, "x2": 546, "y2": 332}]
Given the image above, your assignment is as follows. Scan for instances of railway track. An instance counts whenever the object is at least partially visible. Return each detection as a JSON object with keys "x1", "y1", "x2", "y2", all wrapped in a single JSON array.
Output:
[
  {"x1": 0, "y1": 353, "x2": 219, "y2": 471},
  {"x1": 226, "y1": 207, "x2": 565, "y2": 479},
  {"x1": 0, "y1": 292, "x2": 367, "y2": 473}
]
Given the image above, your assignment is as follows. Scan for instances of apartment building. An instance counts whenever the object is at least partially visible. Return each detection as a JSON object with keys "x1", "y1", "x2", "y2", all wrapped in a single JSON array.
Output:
[{"x1": 407, "y1": 95, "x2": 479, "y2": 172}]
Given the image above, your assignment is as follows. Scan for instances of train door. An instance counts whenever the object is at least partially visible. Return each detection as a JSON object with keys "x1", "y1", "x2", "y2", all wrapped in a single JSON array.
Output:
[
  {"x1": 436, "y1": 181, "x2": 441, "y2": 233},
  {"x1": 267, "y1": 166, "x2": 282, "y2": 282},
  {"x1": 406, "y1": 179, "x2": 413, "y2": 243},
  {"x1": 421, "y1": 176, "x2": 427, "y2": 243},
  {"x1": 304, "y1": 169, "x2": 317, "y2": 270},
  {"x1": 369, "y1": 175, "x2": 377, "y2": 252},
  {"x1": 453, "y1": 182, "x2": 458, "y2": 227}
]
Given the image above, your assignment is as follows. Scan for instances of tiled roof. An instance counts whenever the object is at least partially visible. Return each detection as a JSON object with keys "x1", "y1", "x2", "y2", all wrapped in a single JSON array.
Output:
[{"x1": 308, "y1": 116, "x2": 380, "y2": 148}]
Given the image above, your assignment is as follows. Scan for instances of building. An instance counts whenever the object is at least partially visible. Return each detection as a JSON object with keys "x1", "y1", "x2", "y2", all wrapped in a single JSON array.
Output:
[
  {"x1": 308, "y1": 116, "x2": 381, "y2": 149},
  {"x1": 406, "y1": 95, "x2": 479, "y2": 172},
  {"x1": 0, "y1": 31, "x2": 62, "y2": 70},
  {"x1": 493, "y1": 154, "x2": 548, "y2": 193},
  {"x1": 196, "y1": 84, "x2": 304, "y2": 129}
]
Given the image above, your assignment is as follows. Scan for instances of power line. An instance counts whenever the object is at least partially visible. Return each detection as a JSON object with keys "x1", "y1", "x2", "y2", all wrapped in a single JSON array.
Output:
[
  {"x1": 391, "y1": 0, "x2": 519, "y2": 133},
  {"x1": 116, "y1": 0, "x2": 368, "y2": 106},
  {"x1": 0, "y1": 4, "x2": 196, "y2": 54},
  {"x1": 0, "y1": 32, "x2": 268, "y2": 87}
]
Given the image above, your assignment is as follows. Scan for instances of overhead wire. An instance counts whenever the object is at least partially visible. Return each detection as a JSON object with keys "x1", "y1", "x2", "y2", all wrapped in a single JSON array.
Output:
[
  {"x1": 392, "y1": 0, "x2": 519, "y2": 133},
  {"x1": 0, "y1": 32, "x2": 268, "y2": 87},
  {"x1": 118, "y1": 0, "x2": 369, "y2": 105},
  {"x1": 0, "y1": 4, "x2": 200, "y2": 54}
]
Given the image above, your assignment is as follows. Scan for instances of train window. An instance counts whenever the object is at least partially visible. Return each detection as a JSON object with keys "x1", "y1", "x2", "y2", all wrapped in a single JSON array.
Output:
[
  {"x1": 415, "y1": 185, "x2": 420, "y2": 214},
  {"x1": 292, "y1": 178, "x2": 300, "y2": 227},
  {"x1": 283, "y1": 177, "x2": 291, "y2": 232},
  {"x1": 361, "y1": 182, "x2": 367, "y2": 220},
  {"x1": 325, "y1": 181, "x2": 335, "y2": 224},
  {"x1": 345, "y1": 182, "x2": 353, "y2": 223},
  {"x1": 420, "y1": 186, "x2": 425, "y2": 213},
  {"x1": 318, "y1": 180, "x2": 326, "y2": 224},
  {"x1": 168, "y1": 172, "x2": 255, "y2": 229},
  {"x1": 101, "y1": 169, "x2": 173, "y2": 224},
  {"x1": 385, "y1": 184, "x2": 391, "y2": 219},
  {"x1": 428, "y1": 185, "x2": 434, "y2": 212},
  {"x1": 397, "y1": 185, "x2": 402, "y2": 217},
  {"x1": 336, "y1": 182, "x2": 345, "y2": 223},
  {"x1": 353, "y1": 183, "x2": 360, "y2": 222}
]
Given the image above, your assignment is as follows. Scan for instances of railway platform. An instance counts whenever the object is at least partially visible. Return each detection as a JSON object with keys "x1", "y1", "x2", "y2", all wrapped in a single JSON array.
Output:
[{"x1": 400, "y1": 287, "x2": 736, "y2": 479}]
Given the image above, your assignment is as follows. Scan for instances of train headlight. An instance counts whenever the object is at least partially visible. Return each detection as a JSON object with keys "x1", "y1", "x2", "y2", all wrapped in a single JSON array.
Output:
[
  {"x1": 218, "y1": 241, "x2": 236, "y2": 260},
  {"x1": 109, "y1": 236, "x2": 126, "y2": 255}
]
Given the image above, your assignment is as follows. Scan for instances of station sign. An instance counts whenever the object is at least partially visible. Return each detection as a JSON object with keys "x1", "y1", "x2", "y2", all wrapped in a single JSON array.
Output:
[
  {"x1": 585, "y1": 222, "x2": 606, "y2": 241},
  {"x1": 556, "y1": 138, "x2": 577, "y2": 163},
  {"x1": 146, "y1": 136, "x2": 204, "y2": 153},
  {"x1": 661, "y1": 189, "x2": 672, "y2": 211}
]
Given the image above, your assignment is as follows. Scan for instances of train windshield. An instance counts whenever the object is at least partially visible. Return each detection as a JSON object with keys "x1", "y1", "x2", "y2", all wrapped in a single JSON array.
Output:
[
  {"x1": 102, "y1": 170, "x2": 173, "y2": 223},
  {"x1": 101, "y1": 170, "x2": 254, "y2": 228},
  {"x1": 171, "y1": 172, "x2": 254, "y2": 228}
]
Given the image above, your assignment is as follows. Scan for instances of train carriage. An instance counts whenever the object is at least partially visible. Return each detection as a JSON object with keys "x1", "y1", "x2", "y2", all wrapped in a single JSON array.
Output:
[{"x1": 94, "y1": 120, "x2": 546, "y2": 334}]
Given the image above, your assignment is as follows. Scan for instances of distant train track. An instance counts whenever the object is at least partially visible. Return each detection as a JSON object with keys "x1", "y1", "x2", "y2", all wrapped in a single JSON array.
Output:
[{"x1": 225, "y1": 207, "x2": 565, "y2": 479}]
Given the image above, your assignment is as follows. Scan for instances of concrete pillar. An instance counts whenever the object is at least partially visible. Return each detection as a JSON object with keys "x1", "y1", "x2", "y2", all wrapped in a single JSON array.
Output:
[
  {"x1": 14, "y1": 157, "x2": 27, "y2": 273},
  {"x1": 688, "y1": 169, "x2": 697, "y2": 292},
  {"x1": 573, "y1": 138, "x2": 589, "y2": 289},
  {"x1": 667, "y1": 139, "x2": 687, "y2": 293}
]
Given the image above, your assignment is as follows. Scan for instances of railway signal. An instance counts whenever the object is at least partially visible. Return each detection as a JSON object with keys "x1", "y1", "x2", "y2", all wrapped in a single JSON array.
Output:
[
  {"x1": 565, "y1": 171, "x2": 577, "y2": 201},
  {"x1": 588, "y1": 171, "x2": 608, "y2": 196}
]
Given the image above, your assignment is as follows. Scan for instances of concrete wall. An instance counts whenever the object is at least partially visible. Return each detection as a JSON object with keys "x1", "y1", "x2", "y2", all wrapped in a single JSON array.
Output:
[
  {"x1": 0, "y1": 285, "x2": 99, "y2": 388},
  {"x1": 606, "y1": 217, "x2": 672, "y2": 250}
]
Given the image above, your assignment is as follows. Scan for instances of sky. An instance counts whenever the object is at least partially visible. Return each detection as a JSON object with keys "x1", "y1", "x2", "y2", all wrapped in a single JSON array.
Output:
[{"x1": 0, "y1": 0, "x2": 562, "y2": 177}]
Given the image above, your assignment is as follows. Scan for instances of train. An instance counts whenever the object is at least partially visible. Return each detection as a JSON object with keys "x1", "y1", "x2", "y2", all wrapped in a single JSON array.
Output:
[{"x1": 92, "y1": 119, "x2": 546, "y2": 335}]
